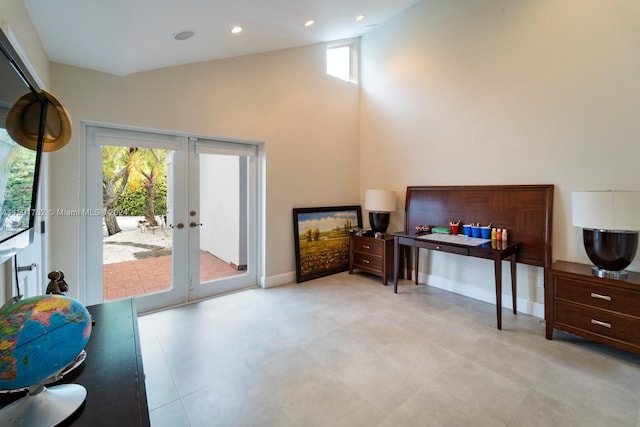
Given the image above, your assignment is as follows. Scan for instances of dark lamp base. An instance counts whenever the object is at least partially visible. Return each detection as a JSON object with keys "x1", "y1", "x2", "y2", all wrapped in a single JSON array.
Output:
[
  {"x1": 583, "y1": 229, "x2": 638, "y2": 280},
  {"x1": 369, "y1": 212, "x2": 390, "y2": 234}
]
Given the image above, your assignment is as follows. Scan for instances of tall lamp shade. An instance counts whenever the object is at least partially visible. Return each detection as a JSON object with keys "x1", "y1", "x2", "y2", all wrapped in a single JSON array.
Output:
[
  {"x1": 572, "y1": 191, "x2": 640, "y2": 278},
  {"x1": 364, "y1": 189, "x2": 396, "y2": 234}
]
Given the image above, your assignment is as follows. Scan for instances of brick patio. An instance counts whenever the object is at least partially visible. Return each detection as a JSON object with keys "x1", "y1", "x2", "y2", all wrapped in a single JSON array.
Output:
[{"x1": 103, "y1": 251, "x2": 241, "y2": 301}]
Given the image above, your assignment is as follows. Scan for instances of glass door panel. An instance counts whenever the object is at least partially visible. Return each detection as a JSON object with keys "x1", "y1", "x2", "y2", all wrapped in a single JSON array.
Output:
[
  {"x1": 85, "y1": 126, "x2": 187, "y2": 311},
  {"x1": 101, "y1": 146, "x2": 175, "y2": 301},
  {"x1": 187, "y1": 139, "x2": 257, "y2": 301}
]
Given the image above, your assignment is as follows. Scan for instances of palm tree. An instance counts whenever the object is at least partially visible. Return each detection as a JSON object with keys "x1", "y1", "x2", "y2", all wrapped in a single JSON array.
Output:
[
  {"x1": 102, "y1": 146, "x2": 167, "y2": 236},
  {"x1": 102, "y1": 146, "x2": 137, "y2": 236},
  {"x1": 127, "y1": 148, "x2": 167, "y2": 226}
]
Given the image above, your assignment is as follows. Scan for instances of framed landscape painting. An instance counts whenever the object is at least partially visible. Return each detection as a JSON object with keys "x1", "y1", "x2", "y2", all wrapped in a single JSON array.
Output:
[{"x1": 293, "y1": 205, "x2": 362, "y2": 283}]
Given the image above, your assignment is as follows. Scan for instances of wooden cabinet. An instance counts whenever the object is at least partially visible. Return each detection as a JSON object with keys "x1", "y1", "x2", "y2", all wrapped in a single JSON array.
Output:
[
  {"x1": 349, "y1": 234, "x2": 394, "y2": 285},
  {"x1": 547, "y1": 260, "x2": 640, "y2": 355}
]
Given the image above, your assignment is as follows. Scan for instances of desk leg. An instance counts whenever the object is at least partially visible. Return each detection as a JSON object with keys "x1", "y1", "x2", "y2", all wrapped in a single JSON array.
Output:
[
  {"x1": 414, "y1": 247, "x2": 419, "y2": 285},
  {"x1": 494, "y1": 256, "x2": 502, "y2": 330},
  {"x1": 394, "y1": 236, "x2": 399, "y2": 294},
  {"x1": 510, "y1": 254, "x2": 517, "y2": 315}
]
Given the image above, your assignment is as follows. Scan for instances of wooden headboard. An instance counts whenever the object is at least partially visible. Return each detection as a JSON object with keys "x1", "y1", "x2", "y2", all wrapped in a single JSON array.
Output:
[{"x1": 404, "y1": 185, "x2": 554, "y2": 268}]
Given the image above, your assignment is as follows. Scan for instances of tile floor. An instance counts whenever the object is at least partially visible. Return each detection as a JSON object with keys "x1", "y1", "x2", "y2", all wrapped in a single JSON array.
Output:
[{"x1": 138, "y1": 272, "x2": 640, "y2": 427}]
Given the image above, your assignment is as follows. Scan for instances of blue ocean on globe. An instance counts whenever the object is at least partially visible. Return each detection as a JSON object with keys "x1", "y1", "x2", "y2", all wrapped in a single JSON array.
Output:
[{"x1": 0, "y1": 294, "x2": 92, "y2": 390}]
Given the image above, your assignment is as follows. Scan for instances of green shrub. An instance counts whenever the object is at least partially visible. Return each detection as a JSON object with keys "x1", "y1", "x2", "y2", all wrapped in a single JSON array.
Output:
[{"x1": 115, "y1": 181, "x2": 166, "y2": 216}]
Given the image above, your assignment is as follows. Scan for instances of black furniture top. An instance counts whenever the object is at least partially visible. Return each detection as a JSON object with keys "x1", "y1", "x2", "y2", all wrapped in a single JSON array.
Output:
[{"x1": 0, "y1": 298, "x2": 150, "y2": 426}]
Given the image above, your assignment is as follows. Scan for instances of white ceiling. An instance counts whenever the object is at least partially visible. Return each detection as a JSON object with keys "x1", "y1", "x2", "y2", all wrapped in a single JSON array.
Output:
[{"x1": 24, "y1": 0, "x2": 419, "y2": 76}]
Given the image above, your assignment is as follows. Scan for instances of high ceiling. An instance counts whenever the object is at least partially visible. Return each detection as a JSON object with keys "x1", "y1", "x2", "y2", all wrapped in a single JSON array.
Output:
[{"x1": 24, "y1": 0, "x2": 420, "y2": 76}]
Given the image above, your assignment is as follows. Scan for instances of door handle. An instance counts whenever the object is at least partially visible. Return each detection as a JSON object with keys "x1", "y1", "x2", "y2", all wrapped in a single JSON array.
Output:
[
  {"x1": 170, "y1": 223, "x2": 184, "y2": 229},
  {"x1": 17, "y1": 263, "x2": 37, "y2": 272},
  {"x1": 190, "y1": 222, "x2": 202, "y2": 228}
]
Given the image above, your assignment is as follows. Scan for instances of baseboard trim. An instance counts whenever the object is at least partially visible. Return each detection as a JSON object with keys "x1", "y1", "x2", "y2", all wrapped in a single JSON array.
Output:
[
  {"x1": 260, "y1": 270, "x2": 544, "y2": 319},
  {"x1": 262, "y1": 271, "x2": 296, "y2": 288},
  {"x1": 420, "y1": 272, "x2": 544, "y2": 319}
]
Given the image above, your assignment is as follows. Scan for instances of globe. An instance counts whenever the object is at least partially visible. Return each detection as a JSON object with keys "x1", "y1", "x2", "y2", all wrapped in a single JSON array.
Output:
[{"x1": 0, "y1": 294, "x2": 92, "y2": 391}]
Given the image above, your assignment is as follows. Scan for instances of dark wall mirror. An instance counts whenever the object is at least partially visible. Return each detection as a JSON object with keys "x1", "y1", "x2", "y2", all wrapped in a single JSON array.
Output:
[{"x1": 0, "y1": 29, "x2": 44, "y2": 264}]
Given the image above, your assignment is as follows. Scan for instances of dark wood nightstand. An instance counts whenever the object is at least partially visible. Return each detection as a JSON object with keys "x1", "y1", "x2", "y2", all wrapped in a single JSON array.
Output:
[
  {"x1": 547, "y1": 260, "x2": 640, "y2": 355},
  {"x1": 349, "y1": 234, "x2": 394, "y2": 285}
]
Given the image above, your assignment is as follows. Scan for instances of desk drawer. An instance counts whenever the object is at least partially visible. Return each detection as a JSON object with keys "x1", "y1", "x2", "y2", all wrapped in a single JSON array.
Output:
[
  {"x1": 555, "y1": 277, "x2": 640, "y2": 317},
  {"x1": 353, "y1": 238, "x2": 383, "y2": 256},
  {"x1": 555, "y1": 300, "x2": 640, "y2": 346},
  {"x1": 353, "y1": 252, "x2": 383, "y2": 270},
  {"x1": 416, "y1": 240, "x2": 469, "y2": 256}
]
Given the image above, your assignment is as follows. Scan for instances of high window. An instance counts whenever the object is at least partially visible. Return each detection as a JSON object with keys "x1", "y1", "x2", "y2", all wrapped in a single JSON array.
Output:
[{"x1": 326, "y1": 41, "x2": 358, "y2": 84}]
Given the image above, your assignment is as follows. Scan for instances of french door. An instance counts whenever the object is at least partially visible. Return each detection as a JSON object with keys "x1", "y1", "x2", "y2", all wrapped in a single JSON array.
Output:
[{"x1": 83, "y1": 125, "x2": 261, "y2": 313}]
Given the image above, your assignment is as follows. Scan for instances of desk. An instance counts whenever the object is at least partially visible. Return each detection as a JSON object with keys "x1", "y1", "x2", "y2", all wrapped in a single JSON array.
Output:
[
  {"x1": 392, "y1": 232, "x2": 519, "y2": 330},
  {"x1": 0, "y1": 298, "x2": 150, "y2": 426}
]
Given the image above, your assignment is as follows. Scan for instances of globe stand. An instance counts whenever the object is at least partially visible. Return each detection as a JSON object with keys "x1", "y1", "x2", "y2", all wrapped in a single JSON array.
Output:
[{"x1": 0, "y1": 383, "x2": 86, "y2": 426}]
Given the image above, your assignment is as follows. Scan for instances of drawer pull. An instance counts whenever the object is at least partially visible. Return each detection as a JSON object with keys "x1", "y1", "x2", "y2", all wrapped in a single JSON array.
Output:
[
  {"x1": 590, "y1": 293, "x2": 611, "y2": 301},
  {"x1": 436, "y1": 245, "x2": 441, "y2": 250},
  {"x1": 363, "y1": 259, "x2": 370, "y2": 264},
  {"x1": 363, "y1": 245, "x2": 370, "y2": 249},
  {"x1": 591, "y1": 319, "x2": 612, "y2": 329}
]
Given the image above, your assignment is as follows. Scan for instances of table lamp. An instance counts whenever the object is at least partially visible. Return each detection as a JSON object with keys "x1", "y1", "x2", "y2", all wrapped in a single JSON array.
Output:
[
  {"x1": 572, "y1": 191, "x2": 640, "y2": 278},
  {"x1": 364, "y1": 189, "x2": 396, "y2": 234}
]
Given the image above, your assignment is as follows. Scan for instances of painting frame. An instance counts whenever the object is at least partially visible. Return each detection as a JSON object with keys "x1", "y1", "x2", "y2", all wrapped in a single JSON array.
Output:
[{"x1": 293, "y1": 205, "x2": 363, "y2": 283}]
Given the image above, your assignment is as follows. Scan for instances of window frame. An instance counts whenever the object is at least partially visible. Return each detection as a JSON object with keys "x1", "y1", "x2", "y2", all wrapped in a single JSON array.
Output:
[{"x1": 326, "y1": 39, "x2": 360, "y2": 84}]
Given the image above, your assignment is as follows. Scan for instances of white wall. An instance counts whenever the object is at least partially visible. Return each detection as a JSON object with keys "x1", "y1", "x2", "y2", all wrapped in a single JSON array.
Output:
[
  {"x1": 0, "y1": 2, "x2": 50, "y2": 90},
  {"x1": 360, "y1": 0, "x2": 640, "y2": 316},
  {"x1": 199, "y1": 154, "x2": 240, "y2": 267},
  {"x1": 49, "y1": 43, "x2": 361, "y2": 298}
]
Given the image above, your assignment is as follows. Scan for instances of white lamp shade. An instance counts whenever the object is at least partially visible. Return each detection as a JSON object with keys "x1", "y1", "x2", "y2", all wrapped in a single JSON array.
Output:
[
  {"x1": 364, "y1": 189, "x2": 396, "y2": 212},
  {"x1": 572, "y1": 191, "x2": 640, "y2": 231}
]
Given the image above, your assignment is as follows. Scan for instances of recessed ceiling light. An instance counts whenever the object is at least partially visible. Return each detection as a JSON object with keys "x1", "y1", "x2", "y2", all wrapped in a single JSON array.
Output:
[
  {"x1": 356, "y1": 15, "x2": 365, "y2": 21},
  {"x1": 231, "y1": 26, "x2": 243, "y2": 34},
  {"x1": 173, "y1": 30, "x2": 194, "y2": 41},
  {"x1": 304, "y1": 20, "x2": 315, "y2": 27}
]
